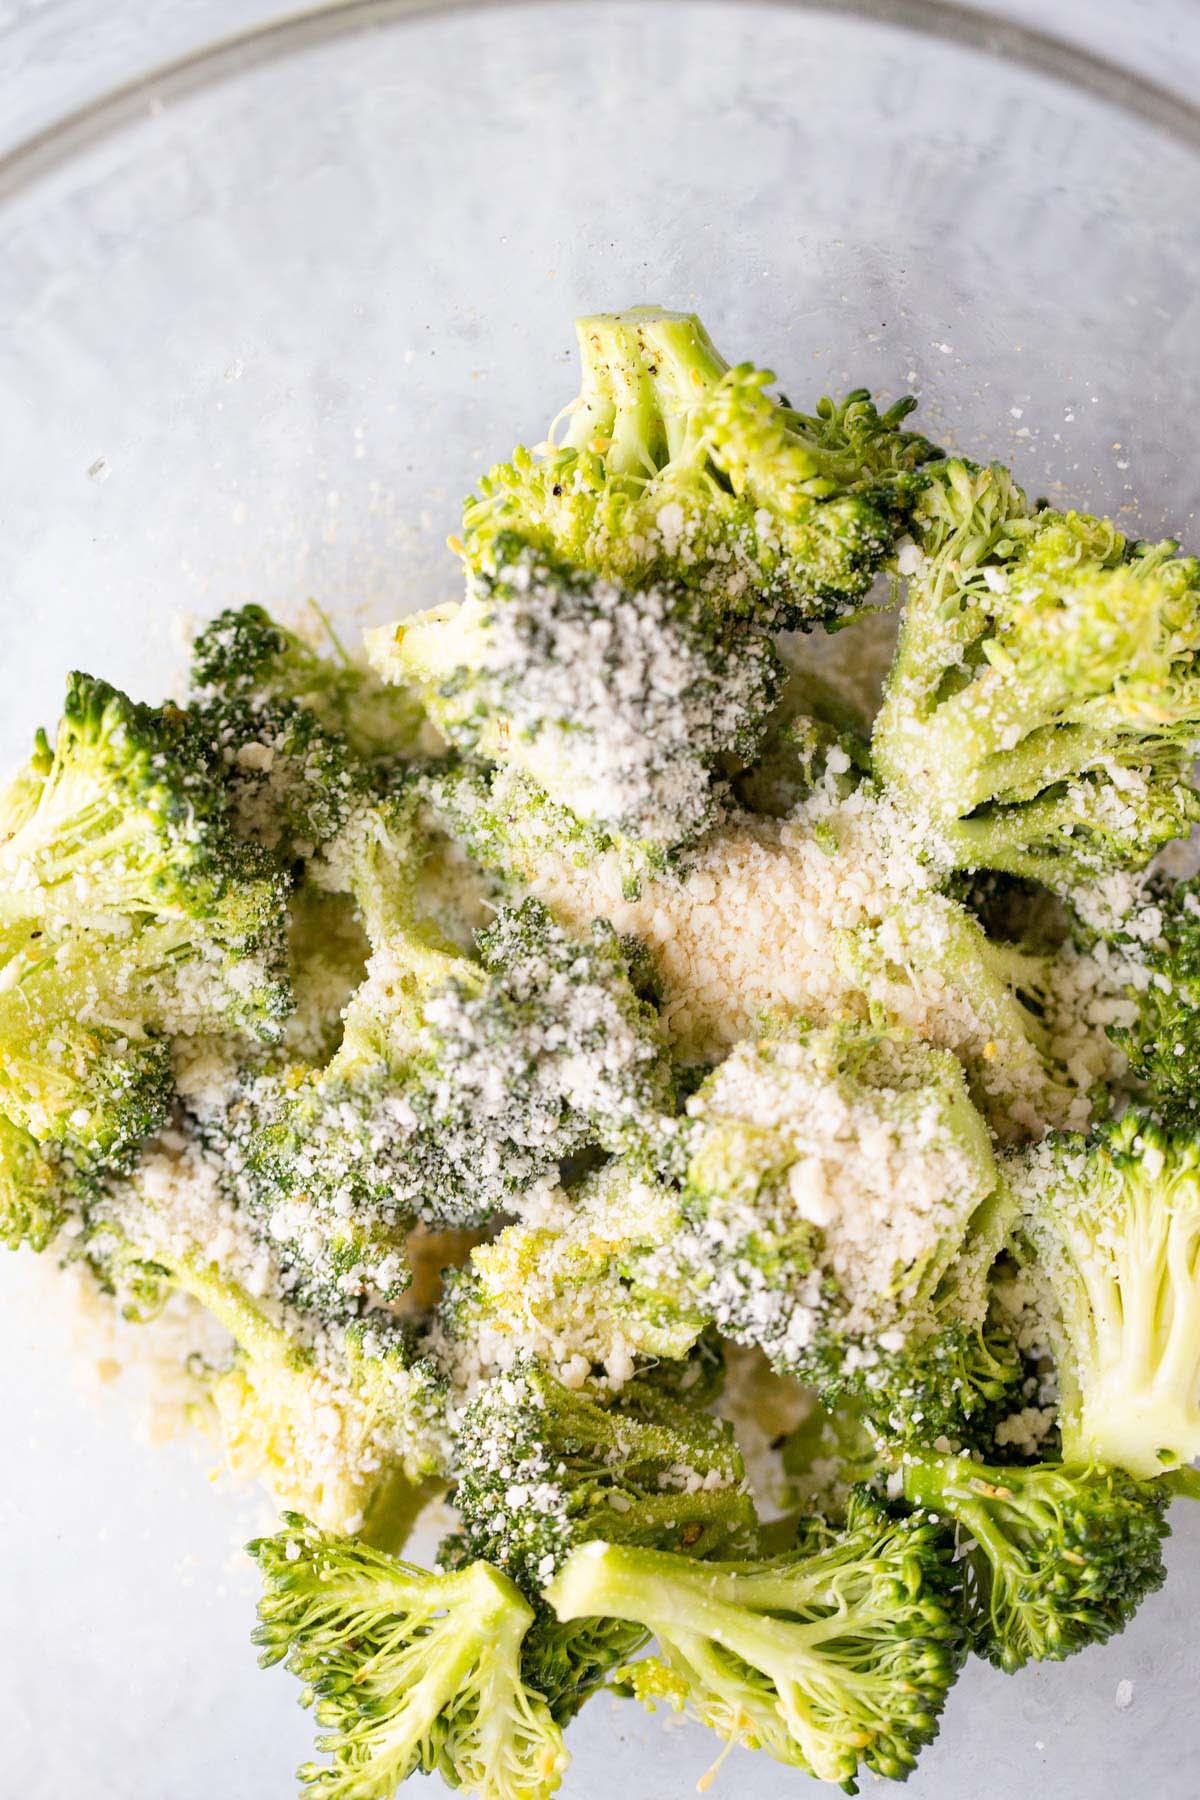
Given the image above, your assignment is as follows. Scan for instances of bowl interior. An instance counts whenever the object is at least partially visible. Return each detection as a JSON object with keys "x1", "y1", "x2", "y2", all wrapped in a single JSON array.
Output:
[{"x1": 3, "y1": 5, "x2": 1200, "y2": 1798}]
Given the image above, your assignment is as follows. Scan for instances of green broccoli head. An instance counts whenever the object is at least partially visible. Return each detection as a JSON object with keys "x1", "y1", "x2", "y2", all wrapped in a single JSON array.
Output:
[
  {"x1": 875, "y1": 461, "x2": 1200, "y2": 889},
  {"x1": 250, "y1": 1518, "x2": 568, "y2": 1800},
  {"x1": 449, "y1": 1356, "x2": 754, "y2": 1722},
  {"x1": 545, "y1": 1487, "x2": 963, "y2": 1791},
  {"x1": 901, "y1": 1453, "x2": 1170, "y2": 1671},
  {"x1": 677, "y1": 1020, "x2": 1001, "y2": 1376},
  {"x1": 1102, "y1": 875, "x2": 1200, "y2": 1122},
  {"x1": 190, "y1": 601, "x2": 431, "y2": 762},
  {"x1": 0, "y1": 926, "x2": 176, "y2": 1172},
  {"x1": 367, "y1": 534, "x2": 783, "y2": 852},
  {"x1": 451, "y1": 1353, "x2": 751, "y2": 1580},
  {"x1": 235, "y1": 870, "x2": 675, "y2": 1252},
  {"x1": 463, "y1": 308, "x2": 938, "y2": 631},
  {"x1": 1016, "y1": 1112, "x2": 1200, "y2": 1476}
]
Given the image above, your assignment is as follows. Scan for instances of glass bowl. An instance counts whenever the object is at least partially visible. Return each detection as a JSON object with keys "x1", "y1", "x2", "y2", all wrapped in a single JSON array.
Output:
[{"x1": 3, "y1": 5, "x2": 1200, "y2": 1796}]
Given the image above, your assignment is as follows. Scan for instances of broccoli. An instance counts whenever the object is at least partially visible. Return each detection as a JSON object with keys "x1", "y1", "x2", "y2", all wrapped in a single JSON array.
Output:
[
  {"x1": 448, "y1": 1357, "x2": 755, "y2": 1721},
  {"x1": 366, "y1": 534, "x2": 783, "y2": 852},
  {"x1": 874, "y1": 461, "x2": 1200, "y2": 888},
  {"x1": 0, "y1": 674, "x2": 290, "y2": 1182},
  {"x1": 833, "y1": 889, "x2": 1080, "y2": 1136},
  {"x1": 0, "y1": 1113, "x2": 72, "y2": 1252},
  {"x1": 87, "y1": 1168, "x2": 446, "y2": 1543},
  {"x1": 192, "y1": 784, "x2": 673, "y2": 1308},
  {"x1": 190, "y1": 600, "x2": 432, "y2": 762},
  {"x1": 1099, "y1": 874, "x2": 1200, "y2": 1122},
  {"x1": 545, "y1": 1487, "x2": 962, "y2": 1790},
  {"x1": 434, "y1": 1162, "x2": 705, "y2": 1387},
  {"x1": 733, "y1": 665, "x2": 871, "y2": 819},
  {"x1": 1016, "y1": 1113, "x2": 1200, "y2": 1477},
  {"x1": 462, "y1": 308, "x2": 938, "y2": 630},
  {"x1": 251, "y1": 1517, "x2": 568, "y2": 1800},
  {"x1": 272, "y1": 790, "x2": 670, "y2": 1213},
  {"x1": 901, "y1": 1453, "x2": 1170, "y2": 1671},
  {"x1": 677, "y1": 1020, "x2": 1001, "y2": 1363}
]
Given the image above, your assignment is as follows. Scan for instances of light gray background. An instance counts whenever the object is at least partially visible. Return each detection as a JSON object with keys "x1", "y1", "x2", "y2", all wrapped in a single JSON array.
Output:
[{"x1": 2, "y1": 5, "x2": 1200, "y2": 1799}]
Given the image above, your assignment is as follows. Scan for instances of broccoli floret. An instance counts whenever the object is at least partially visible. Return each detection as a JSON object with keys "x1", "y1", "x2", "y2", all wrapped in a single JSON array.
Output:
[
  {"x1": 0, "y1": 675, "x2": 285, "y2": 951},
  {"x1": 545, "y1": 1487, "x2": 962, "y2": 1790},
  {"x1": 0, "y1": 927, "x2": 176, "y2": 1170},
  {"x1": 463, "y1": 308, "x2": 937, "y2": 631},
  {"x1": 834, "y1": 889, "x2": 1081, "y2": 1136},
  {"x1": 256, "y1": 788, "x2": 671, "y2": 1217},
  {"x1": 0, "y1": 1113, "x2": 73, "y2": 1251},
  {"x1": 0, "y1": 675, "x2": 290, "y2": 1177},
  {"x1": 190, "y1": 601, "x2": 431, "y2": 761},
  {"x1": 1099, "y1": 875, "x2": 1200, "y2": 1122},
  {"x1": 250, "y1": 1518, "x2": 568, "y2": 1800},
  {"x1": 367, "y1": 535, "x2": 783, "y2": 852},
  {"x1": 875, "y1": 461, "x2": 1200, "y2": 888},
  {"x1": 901, "y1": 1453, "x2": 1170, "y2": 1671},
  {"x1": 677, "y1": 1020, "x2": 1001, "y2": 1365},
  {"x1": 419, "y1": 756, "x2": 649, "y2": 901},
  {"x1": 434, "y1": 1162, "x2": 705, "y2": 1386},
  {"x1": 88, "y1": 1170, "x2": 446, "y2": 1542},
  {"x1": 198, "y1": 790, "x2": 673, "y2": 1305},
  {"x1": 1016, "y1": 1113, "x2": 1200, "y2": 1476},
  {"x1": 449, "y1": 1357, "x2": 754, "y2": 1722}
]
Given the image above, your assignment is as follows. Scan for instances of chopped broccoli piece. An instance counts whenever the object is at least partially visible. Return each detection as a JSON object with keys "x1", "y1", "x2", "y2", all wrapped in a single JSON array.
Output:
[
  {"x1": 1101, "y1": 875, "x2": 1200, "y2": 1122},
  {"x1": 1016, "y1": 1113, "x2": 1200, "y2": 1476},
  {"x1": 901, "y1": 1453, "x2": 1170, "y2": 1671},
  {"x1": 87, "y1": 1174, "x2": 446, "y2": 1542},
  {"x1": 0, "y1": 1112, "x2": 73, "y2": 1252},
  {"x1": 875, "y1": 461, "x2": 1200, "y2": 888},
  {"x1": 463, "y1": 308, "x2": 938, "y2": 630},
  {"x1": 435, "y1": 1163, "x2": 705, "y2": 1386},
  {"x1": 546, "y1": 1487, "x2": 962, "y2": 1790},
  {"x1": 250, "y1": 1518, "x2": 568, "y2": 1800},
  {"x1": 448, "y1": 1356, "x2": 754, "y2": 1721},
  {"x1": 834, "y1": 889, "x2": 1081, "y2": 1136},
  {"x1": 677, "y1": 1020, "x2": 1000, "y2": 1365},
  {"x1": 0, "y1": 675, "x2": 290, "y2": 1180},
  {"x1": 190, "y1": 601, "x2": 431, "y2": 761},
  {"x1": 367, "y1": 534, "x2": 783, "y2": 851},
  {"x1": 195, "y1": 787, "x2": 673, "y2": 1306}
]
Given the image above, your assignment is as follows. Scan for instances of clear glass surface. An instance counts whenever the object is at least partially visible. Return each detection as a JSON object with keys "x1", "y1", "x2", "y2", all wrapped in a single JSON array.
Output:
[{"x1": 2, "y1": 4, "x2": 1200, "y2": 1796}]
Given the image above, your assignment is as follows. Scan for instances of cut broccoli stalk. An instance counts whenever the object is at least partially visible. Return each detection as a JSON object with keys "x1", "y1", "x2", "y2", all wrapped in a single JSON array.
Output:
[
  {"x1": 366, "y1": 534, "x2": 784, "y2": 852},
  {"x1": 901, "y1": 1453, "x2": 1170, "y2": 1671},
  {"x1": 463, "y1": 307, "x2": 938, "y2": 631},
  {"x1": 875, "y1": 462, "x2": 1200, "y2": 888},
  {"x1": 1017, "y1": 1113, "x2": 1200, "y2": 1476},
  {"x1": 545, "y1": 1489, "x2": 962, "y2": 1790},
  {"x1": 250, "y1": 1519, "x2": 569, "y2": 1800},
  {"x1": 448, "y1": 1356, "x2": 755, "y2": 1722}
]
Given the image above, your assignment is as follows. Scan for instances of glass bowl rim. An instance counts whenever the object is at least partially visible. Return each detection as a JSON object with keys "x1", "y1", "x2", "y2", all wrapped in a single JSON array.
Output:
[{"x1": 2, "y1": 0, "x2": 1199, "y2": 207}]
